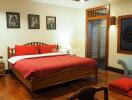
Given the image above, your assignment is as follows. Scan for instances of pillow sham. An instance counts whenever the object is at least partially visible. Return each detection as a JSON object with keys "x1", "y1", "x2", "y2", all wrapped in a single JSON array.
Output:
[
  {"x1": 39, "y1": 45, "x2": 57, "y2": 54},
  {"x1": 15, "y1": 45, "x2": 39, "y2": 56},
  {"x1": 109, "y1": 77, "x2": 132, "y2": 92}
]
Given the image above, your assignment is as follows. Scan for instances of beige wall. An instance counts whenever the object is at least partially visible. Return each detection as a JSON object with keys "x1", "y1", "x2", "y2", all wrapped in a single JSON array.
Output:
[
  {"x1": 0, "y1": 0, "x2": 79, "y2": 69},
  {"x1": 109, "y1": 0, "x2": 132, "y2": 69},
  {"x1": 1, "y1": 0, "x2": 131, "y2": 70},
  {"x1": 74, "y1": 2, "x2": 109, "y2": 57},
  {"x1": 77, "y1": 0, "x2": 132, "y2": 69}
]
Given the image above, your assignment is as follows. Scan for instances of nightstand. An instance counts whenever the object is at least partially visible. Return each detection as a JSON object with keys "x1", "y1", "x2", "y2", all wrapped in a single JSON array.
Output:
[{"x1": 0, "y1": 61, "x2": 5, "y2": 76}]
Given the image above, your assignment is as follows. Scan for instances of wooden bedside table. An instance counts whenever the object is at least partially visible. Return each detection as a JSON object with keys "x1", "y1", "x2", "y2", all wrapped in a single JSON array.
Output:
[{"x1": 0, "y1": 61, "x2": 5, "y2": 76}]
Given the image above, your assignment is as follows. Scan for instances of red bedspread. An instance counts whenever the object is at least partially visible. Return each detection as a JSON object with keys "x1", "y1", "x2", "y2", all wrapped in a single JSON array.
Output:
[{"x1": 13, "y1": 55, "x2": 97, "y2": 79}]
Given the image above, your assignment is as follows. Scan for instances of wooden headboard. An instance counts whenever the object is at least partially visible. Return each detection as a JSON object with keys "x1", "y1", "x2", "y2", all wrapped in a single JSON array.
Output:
[{"x1": 7, "y1": 42, "x2": 58, "y2": 58}]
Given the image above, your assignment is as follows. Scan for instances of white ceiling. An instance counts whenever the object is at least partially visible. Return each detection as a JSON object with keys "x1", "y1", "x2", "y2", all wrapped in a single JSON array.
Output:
[{"x1": 30, "y1": 0, "x2": 110, "y2": 8}]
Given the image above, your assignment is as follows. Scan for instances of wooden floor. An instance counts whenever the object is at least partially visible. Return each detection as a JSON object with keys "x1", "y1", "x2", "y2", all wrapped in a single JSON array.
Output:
[{"x1": 0, "y1": 69, "x2": 132, "y2": 100}]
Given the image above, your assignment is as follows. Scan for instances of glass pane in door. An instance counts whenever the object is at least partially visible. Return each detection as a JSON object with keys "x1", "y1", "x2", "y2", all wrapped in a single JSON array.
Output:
[{"x1": 100, "y1": 21, "x2": 106, "y2": 58}]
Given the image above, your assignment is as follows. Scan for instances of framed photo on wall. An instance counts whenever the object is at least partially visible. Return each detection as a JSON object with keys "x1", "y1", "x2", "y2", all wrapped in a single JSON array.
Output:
[
  {"x1": 117, "y1": 15, "x2": 132, "y2": 54},
  {"x1": 46, "y1": 16, "x2": 56, "y2": 30},
  {"x1": 6, "y1": 12, "x2": 20, "y2": 28},
  {"x1": 28, "y1": 14, "x2": 40, "y2": 29}
]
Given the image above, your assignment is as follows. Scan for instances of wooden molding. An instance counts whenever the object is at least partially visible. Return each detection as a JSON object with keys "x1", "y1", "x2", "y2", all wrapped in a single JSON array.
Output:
[
  {"x1": 110, "y1": 16, "x2": 116, "y2": 25},
  {"x1": 108, "y1": 66, "x2": 124, "y2": 74},
  {"x1": 117, "y1": 15, "x2": 132, "y2": 54},
  {"x1": 5, "y1": 69, "x2": 12, "y2": 74}
]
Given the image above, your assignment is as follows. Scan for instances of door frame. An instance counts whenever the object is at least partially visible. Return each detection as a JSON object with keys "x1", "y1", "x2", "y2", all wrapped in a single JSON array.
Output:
[{"x1": 85, "y1": 5, "x2": 110, "y2": 68}]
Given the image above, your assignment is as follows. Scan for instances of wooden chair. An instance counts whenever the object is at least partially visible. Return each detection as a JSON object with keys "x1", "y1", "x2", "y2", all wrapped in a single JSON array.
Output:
[{"x1": 67, "y1": 86, "x2": 108, "y2": 100}]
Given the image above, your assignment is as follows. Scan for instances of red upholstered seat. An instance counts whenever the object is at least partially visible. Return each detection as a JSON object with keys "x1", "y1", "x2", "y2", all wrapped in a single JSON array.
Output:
[
  {"x1": 109, "y1": 77, "x2": 132, "y2": 92},
  {"x1": 109, "y1": 77, "x2": 132, "y2": 98}
]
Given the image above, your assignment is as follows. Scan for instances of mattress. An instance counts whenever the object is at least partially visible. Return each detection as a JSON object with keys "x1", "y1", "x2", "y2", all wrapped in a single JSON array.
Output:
[{"x1": 9, "y1": 53, "x2": 97, "y2": 79}]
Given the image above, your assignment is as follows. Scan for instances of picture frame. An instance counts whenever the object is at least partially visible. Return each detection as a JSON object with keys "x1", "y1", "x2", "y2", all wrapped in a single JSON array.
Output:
[
  {"x1": 28, "y1": 14, "x2": 40, "y2": 29},
  {"x1": 6, "y1": 12, "x2": 20, "y2": 28},
  {"x1": 46, "y1": 16, "x2": 56, "y2": 30},
  {"x1": 117, "y1": 15, "x2": 132, "y2": 54}
]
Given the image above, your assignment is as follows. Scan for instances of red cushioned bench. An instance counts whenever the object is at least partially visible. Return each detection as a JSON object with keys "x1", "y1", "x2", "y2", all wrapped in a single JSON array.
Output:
[{"x1": 108, "y1": 77, "x2": 132, "y2": 98}]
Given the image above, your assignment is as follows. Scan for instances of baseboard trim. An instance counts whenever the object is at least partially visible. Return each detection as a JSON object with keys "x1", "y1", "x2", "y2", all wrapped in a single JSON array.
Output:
[
  {"x1": 108, "y1": 66, "x2": 124, "y2": 74},
  {"x1": 5, "y1": 69, "x2": 12, "y2": 74}
]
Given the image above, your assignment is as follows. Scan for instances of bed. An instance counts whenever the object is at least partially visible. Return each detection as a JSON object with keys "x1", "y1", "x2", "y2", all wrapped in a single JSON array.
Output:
[{"x1": 7, "y1": 42, "x2": 98, "y2": 93}]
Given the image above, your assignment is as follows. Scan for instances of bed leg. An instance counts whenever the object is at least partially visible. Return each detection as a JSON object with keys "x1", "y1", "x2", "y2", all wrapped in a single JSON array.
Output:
[
  {"x1": 95, "y1": 69, "x2": 98, "y2": 82},
  {"x1": 29, "y1": 88, "x2": 35, "y2": 96}
]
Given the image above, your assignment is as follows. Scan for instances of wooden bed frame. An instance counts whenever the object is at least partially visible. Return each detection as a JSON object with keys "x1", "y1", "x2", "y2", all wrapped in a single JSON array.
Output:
[{"x1": 7, "y1": 42, "x2": 98, "y2": 93}]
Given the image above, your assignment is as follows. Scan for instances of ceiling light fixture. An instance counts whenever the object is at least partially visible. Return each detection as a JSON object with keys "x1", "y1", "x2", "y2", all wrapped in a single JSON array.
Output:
[{"x1": 73, "y1": 0, "x2": 89, "y2": 2}]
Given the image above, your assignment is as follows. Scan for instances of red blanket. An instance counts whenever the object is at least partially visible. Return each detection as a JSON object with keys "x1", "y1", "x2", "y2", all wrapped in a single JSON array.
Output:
[{"x1": 13, "y1": 55, "x2": 97, "y2": 79}]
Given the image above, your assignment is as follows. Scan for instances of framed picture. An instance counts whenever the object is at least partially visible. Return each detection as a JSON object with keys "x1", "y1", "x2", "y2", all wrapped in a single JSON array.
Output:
[
  {"x1": 6, "y1": 12, "x2": 20, "y2": 28},
  {"x1": 117, "y1": 15, "x2": 132, "y2": 54},
  {"x1": 28, "y1": 14, "x2": 40, "y2": 29},
  {"x1": 46, "y1": 16, "x2": 56, "y2": 30}
]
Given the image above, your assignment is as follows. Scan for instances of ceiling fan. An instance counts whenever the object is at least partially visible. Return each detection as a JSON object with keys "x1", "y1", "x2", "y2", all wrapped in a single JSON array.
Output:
[{"x1": 73, "y1": 0, "x2": 89, "y2": 2}]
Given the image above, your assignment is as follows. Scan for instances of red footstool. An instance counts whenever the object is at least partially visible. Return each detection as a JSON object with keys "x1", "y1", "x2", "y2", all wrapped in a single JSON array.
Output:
[{"x1": 109, "y1": 77, "x2": 132, "y2": 97}]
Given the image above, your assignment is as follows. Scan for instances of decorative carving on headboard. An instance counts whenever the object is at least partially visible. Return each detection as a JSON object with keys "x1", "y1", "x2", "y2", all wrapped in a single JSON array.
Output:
[{"x1": 24, "y1": 42, "x2": 47, "y2": 46}]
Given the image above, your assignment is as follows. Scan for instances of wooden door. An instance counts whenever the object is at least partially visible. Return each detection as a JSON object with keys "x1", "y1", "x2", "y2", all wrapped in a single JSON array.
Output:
[
  {"x1": 90, "y1": 20, "x2": 106, "y2": 60},
  {"x1": 85, "y1": 5, "x2": 110, "y2": 68}
]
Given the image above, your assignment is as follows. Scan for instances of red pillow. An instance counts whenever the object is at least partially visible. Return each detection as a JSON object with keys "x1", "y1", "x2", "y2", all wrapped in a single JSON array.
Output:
[
  {"x1": 39, "y1": 45, "x2": 57, "y2": 54},
  {"x1": 109, "y1": 77, "x2": 132, "y2": 92},
  {"x1": 15, "y1": 45, "x2": 39, "y2": 56}
]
